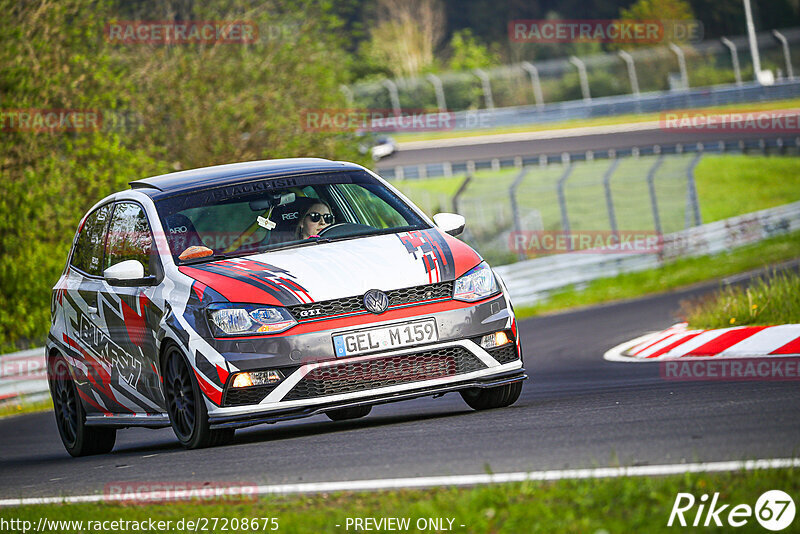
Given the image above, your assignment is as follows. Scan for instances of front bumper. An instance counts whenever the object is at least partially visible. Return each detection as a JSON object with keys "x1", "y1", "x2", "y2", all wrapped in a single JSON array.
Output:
[{"x1": 207, "y1": 337, "x2": 524, "y2": 429}]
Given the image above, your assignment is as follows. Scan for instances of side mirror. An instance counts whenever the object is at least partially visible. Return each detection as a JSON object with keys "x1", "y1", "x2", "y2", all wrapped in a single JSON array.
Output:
[
  {"x1": 104, "y1": 260, "x2": 156, "y2": 287},
  {"x1": 432, "y1": 213, "x2": 466, "y2": 236}
]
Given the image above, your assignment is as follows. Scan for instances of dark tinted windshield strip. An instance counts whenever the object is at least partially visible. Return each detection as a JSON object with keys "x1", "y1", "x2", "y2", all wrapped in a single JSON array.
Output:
[{"x1": 158, "y1": 170, "x2": 356, "y2": 206}]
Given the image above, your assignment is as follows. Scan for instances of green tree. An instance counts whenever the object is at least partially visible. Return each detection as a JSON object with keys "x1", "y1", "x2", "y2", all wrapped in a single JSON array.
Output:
[
  {"x1": 0, "y1": 0, "x2": 364, "y2": 350},
  {"x1": 360, "y1": 0, "x2": 446, "y2": 78},
  {"x1": 447, "y1": 29, "x2": 500, "y2": 71}
]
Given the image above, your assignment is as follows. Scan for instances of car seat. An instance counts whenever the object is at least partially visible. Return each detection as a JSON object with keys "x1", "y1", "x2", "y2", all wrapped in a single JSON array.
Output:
[{"x1": 164, "y1": 213, "x2": 204, "y2": 256}]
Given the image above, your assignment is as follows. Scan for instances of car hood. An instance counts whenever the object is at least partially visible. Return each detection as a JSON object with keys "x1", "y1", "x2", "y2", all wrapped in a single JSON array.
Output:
[{"x1": 178, "y1": 229, "x2": 482, "y2": 306}]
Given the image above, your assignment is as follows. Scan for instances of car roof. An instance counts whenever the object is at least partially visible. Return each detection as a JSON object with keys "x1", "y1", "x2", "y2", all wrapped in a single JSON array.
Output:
[{"x1": 129, "y1": 158, "x2": 364, "y2": 199}]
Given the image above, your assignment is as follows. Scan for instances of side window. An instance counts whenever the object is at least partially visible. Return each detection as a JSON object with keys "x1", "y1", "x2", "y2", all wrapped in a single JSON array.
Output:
[
  {"x1": 70, "y1": 204, "x2": 112, "y2": 276},
  {"x1": 104, "y1": 202, "x2": 155, "y2": 276}
]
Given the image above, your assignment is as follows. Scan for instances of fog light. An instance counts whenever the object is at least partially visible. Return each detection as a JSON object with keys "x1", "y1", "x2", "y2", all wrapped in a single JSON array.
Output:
[
  {"x1": 480, "y1": 331, "x2": 511, "y2": 349},
  {"x1": 231, "y1": 370, "x2": 284, "y2": 388}
]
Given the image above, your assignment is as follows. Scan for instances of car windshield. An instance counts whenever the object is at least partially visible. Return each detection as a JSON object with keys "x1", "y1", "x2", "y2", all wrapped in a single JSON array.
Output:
[{"x1": 154, "y1": 170, "x2": 427, "y2": 263}]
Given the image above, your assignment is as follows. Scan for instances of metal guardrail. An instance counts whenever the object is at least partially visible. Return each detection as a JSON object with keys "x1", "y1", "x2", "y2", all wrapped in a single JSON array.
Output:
[
  {"x1": 495, "y1": 201, "x2": 800, "y2": 306},
  {"x1": 0, "y1": 348, "x2": 48, "y2": 405}
]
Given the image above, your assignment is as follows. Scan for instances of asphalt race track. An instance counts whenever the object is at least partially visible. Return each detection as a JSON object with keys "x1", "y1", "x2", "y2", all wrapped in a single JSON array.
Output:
[
  {"x1": 1, "y1": 277, "x2": 799, "y2": 500},
  {"x1": 381, "y1": 127, "x2": 790, "y2": 168}
]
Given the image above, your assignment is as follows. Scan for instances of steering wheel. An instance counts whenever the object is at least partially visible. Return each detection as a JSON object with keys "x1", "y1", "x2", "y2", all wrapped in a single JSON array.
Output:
[{"x1": 317, "y1": 222, "x2": 374, "y2": 238}]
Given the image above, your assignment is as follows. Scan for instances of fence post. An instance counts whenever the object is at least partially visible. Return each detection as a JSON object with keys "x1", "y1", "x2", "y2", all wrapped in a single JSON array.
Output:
[
  {"x1": 668, "y1": 43, "x2": 689, "y2": 90},
  {"x1": 569, "y1": 56, "x2": 591, "y2": 102},
  {"x1": 426, "y1": 73, "x2": 448, "y2": 112},
  {"x1": 452, "y1": 173, "x2": 472, "y2": 214},
  {"x1": 720, "y1": 37, "x2": 743, "y2": 86},
  {"x1": 473, "y1": 68, "x2": 495, "y2": 110},
  {"x1": 602, "y1": 158, "x2": 621, "y2": 238},
  {"x1": 686, "y1": 151, "x2": 703, "y2": 227},
  {"x1": 557, "y1": 161, "x2": 575, "y2": 249},
  {"x1": 772, "y1": 30, "x2": 794, "y2": 80},
  {"x1": 521, "y1": 62, "x2": 545, "y2": 109},
  {"x1": 646, "y1": 154, "x2": 665, "y2": 235},
  {"x1": 617, "y1": 50, "x2": 640, "y2": 96},
  {"x1": 382, "y1": 79, "x2": 402, "y2": 115},
  {"x1": 509, "y1": 167, "x2": 530, "y2": 261}
]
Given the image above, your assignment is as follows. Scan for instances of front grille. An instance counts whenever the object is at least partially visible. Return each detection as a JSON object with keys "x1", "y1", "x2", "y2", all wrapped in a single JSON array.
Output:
[
  {"x1": 487, "y1": 343, "x2": 519, "y2": 364},
  {"x1": 288, "y1": 282, "x2": 453, "y2": 322},
  {"x1": 283, "y1": 346, "x2": 485, "y2": 401}
]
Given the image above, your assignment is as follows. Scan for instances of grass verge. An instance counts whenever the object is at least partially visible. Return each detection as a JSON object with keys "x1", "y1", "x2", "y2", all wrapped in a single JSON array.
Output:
[
  {"x1": 680, "y1": 270, "x2": 800, "y2": 329},
  {"x1": 695, "y1": 155, "x2": 800, "y2": 223},
  {"x1": 2, "y1": 467, "x2": 796, "y2": 532},
  {"x1": 515, "y1": 230, "x2": 800, "y2": 319},
  {"x1": 0, "y1": 397, "x2": 53, "y2": 419},
  {"x1": 393, "y1": 97, "x2": 800, "y2": 143}
]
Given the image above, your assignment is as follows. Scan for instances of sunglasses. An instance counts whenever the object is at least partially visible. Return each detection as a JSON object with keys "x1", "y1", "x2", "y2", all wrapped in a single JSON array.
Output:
[{"x1": 306, "y1": 212, "x2": 334, "y2": 224}]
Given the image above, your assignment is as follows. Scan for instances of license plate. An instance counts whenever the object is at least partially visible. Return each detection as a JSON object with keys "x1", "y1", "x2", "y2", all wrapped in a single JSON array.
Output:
[{"x1": 333, "y1": 319, "x2": 438, "y2": 357}]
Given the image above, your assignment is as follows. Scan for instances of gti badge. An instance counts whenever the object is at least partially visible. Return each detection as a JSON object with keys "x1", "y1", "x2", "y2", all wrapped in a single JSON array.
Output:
[{"x1": 363, "y1": 289, "x2": 389, "y2": 314}]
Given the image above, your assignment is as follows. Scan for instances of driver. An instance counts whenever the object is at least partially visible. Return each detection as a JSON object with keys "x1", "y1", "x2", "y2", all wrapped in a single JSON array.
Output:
[{"x1": 296, "y1": 200, "x2": 335, "y2": 239}]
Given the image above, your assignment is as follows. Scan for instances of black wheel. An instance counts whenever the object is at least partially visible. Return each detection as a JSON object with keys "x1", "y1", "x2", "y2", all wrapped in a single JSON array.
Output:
[
  {"x1": 325, "y1": 405, "x2": 372, "y2": 421},
  {"x1": 460, "y1": 381, "x2": 522, "y2": 411},
  {"x1": 50, "y1": 355, "x2": 116, "y2": 457},
  {"x1": 162, "y1": 343, "x2": 234, "y2": 449}
]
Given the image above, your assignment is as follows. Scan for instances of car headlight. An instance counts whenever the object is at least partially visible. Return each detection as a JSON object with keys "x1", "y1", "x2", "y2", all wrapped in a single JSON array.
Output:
[
  {"x1": 207, "y1": 304, "x2": 297, "y2": 336},
  {"x1": 453, "y1": 262, "x2": 500, "y2": 302}
]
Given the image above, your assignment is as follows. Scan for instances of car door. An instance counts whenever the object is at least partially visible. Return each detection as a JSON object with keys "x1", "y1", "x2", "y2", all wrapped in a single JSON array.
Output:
[
  {"x1": 99, "y1": 201, "x2": 166, "y2": 413},
  {"x1": 64, "y1": 203, "x2": 115, "y2": 415}
]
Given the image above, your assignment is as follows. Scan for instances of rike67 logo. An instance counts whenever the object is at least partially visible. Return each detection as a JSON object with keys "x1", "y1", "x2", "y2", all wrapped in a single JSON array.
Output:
[{"x1": 668, "y1": 490, "x2": 795, "y2": 530}]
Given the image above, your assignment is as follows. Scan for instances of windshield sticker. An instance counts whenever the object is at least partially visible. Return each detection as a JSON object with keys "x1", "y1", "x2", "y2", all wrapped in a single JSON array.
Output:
[{"x1": 257, "y1": 215, "x2": 276, "y2": 230}]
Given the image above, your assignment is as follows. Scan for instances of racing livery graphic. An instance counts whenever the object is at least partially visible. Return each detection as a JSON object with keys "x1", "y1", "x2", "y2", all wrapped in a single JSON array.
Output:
[
  {"x1": 397, "y1": 229, "x2": 456, "y2": 283},
  {"x1": 47, "y1": 159, "x2": 525, "y2": 455},
  {"x1": 180, "y1": 259, "x2": 312, "y2": 306}
]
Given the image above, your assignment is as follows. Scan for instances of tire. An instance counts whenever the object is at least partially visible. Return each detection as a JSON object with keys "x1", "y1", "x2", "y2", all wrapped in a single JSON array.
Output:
[
  {"x1": 50, "y1": 355, "x2": 116, "y2": 457},
  {"x1": 162, "y1": 342, "x2": 234, "y2": 449},
  {"x1": 325, "y1": 405, "x2": 372, "y2": 421},
  {"x1": 460, "y1": 381, "x2": 522, "y2": 411}
]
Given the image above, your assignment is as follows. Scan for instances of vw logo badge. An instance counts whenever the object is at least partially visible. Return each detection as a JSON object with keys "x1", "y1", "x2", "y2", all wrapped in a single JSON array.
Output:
[{"x1": 363, "y1": 289, "x2": 389, "y2": 314}]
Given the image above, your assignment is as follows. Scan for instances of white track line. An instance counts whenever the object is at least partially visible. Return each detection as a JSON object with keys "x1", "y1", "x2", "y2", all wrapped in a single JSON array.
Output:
[{"x1": 2, "y1": 458, "x2": 798, "y2": 507}]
